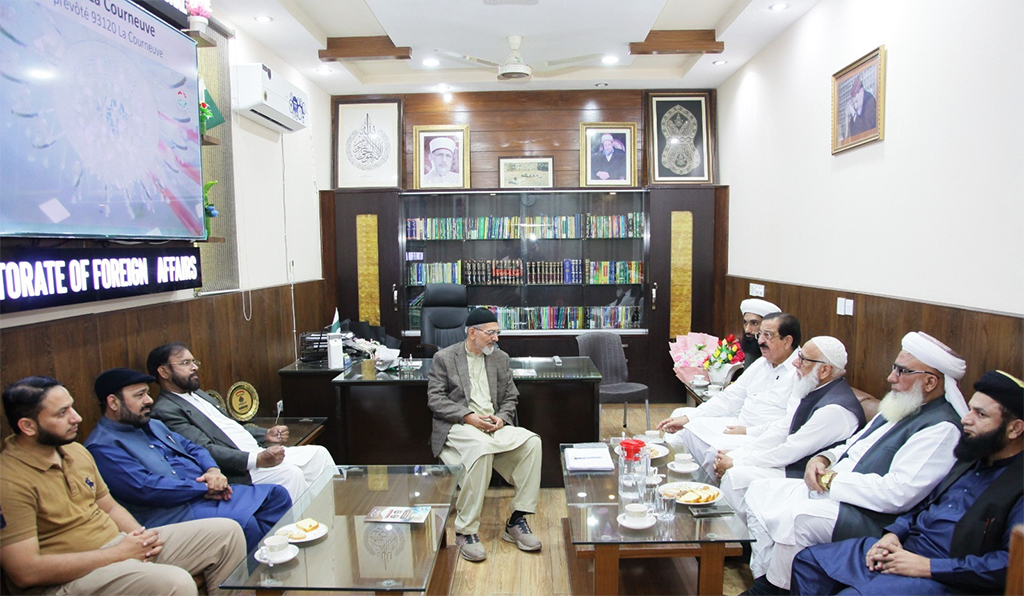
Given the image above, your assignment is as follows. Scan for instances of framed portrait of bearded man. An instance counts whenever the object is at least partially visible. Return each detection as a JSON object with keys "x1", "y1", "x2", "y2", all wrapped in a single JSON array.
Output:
[
  {"x1": 333, "y1": 98, "x2": 402, "y2": 188},
  {"x1": 646, "y1": 91, "x2": 716, "y2": 184},
  {"x1": 413, "y1": 125, "x2": 470, "y2": 190}
]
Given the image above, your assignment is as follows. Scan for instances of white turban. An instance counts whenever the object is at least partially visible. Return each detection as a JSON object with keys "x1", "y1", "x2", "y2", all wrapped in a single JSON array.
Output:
[
  {"x1": 740, "y1": 299, "x2": 781, "y2": 318},
  {"x1": 901, "y1": 331, "x2": 967, "y2": 416},
  {"x1": 811, "y1": 336, "x2": 847, "y2": 371},
  {"x1": 429, "y1": 137, "x2": 456, "y2": 154}
]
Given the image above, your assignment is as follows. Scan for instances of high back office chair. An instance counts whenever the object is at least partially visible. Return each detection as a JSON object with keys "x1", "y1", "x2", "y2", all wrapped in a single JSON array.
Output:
[
  {"x1": 577, "y1": 331, "x2": 650, "y2": 431},
  {"x1": 419, "y1": 283, "x2": 469, "y2": 357}
]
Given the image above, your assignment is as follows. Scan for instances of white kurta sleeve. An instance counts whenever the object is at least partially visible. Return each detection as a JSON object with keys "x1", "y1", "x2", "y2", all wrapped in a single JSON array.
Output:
[
  {"x1": 828, "y1": 421, "x2": 960, "y2": 513},
  {"x1": 735, "y1": 405, "x2": 860, "y2": 469},
  {"x1": 686, "y1": 361, "x2": 761, "y2": 420}
]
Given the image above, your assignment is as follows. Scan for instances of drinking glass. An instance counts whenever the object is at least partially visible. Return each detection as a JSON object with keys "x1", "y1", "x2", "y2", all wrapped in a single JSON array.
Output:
[{"x1": 656, "y1": 492, "x2": 676, "y2": 521}]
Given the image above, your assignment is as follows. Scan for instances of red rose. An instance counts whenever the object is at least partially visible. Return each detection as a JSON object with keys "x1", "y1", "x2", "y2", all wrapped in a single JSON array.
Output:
[
  {"x1": 726, "y1": 334, "x2": 736, "y2": 343},
  {"x1": 735, "y1": 350, "x2": 745, "y2": 362}
]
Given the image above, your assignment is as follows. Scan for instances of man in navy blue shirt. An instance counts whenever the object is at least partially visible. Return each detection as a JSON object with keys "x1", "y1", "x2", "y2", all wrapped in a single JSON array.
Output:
[{"x1": 791, "y1": 370, "x2": 1023, "y2": 595}]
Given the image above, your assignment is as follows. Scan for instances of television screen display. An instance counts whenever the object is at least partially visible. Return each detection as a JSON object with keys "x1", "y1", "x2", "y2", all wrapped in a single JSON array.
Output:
[{"x1": 0, "y1": 0, "x2": 206, "y2": 240}]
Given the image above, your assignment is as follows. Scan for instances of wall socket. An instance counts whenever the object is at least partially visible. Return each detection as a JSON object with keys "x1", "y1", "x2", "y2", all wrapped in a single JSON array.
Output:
[
  {"x1": 836, "y1": 297, "x2": 855, "y2": 316},
  {"x1": 749, "y1": 283, "x2": 765, "y2": 297}
]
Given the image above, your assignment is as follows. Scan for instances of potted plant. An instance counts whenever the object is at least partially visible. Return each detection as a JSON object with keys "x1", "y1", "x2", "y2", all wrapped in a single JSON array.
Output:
[{"x1": 186, "y1": 0, "x2": 211, "y2": 34}]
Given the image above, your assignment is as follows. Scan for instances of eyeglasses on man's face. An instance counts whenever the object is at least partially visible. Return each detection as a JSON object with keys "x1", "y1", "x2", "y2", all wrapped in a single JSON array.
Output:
[
  {"x1": 796, "y1": 350, "x2": 827, "y2": 367},
  {"x1": 170, "y1": 359, "x2": 201, "y2": 368},
  {"x1": 891, "y1": 363, "x2": 937, "y2": 378},
  {"x1": 473, "y1": 327, "x2": 500, "y2": 337},
  {"x1": 755, "y1": 330, "x2": 778, "y2": 341}
]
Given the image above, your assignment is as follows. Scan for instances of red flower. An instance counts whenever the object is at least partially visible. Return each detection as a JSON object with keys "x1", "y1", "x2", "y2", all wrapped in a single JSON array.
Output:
[
  {"x1": 734, "y1": 350, "x2": 745, "y2": 363},
  {"x1": 726, "y1": 333, "x2": 736, "y2": 343}
]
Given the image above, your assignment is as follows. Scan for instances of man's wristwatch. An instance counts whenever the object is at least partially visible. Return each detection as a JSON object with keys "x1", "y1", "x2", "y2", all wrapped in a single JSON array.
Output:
[{"x1": 819, "y1": 470, "x2": 837, "y2": 491}]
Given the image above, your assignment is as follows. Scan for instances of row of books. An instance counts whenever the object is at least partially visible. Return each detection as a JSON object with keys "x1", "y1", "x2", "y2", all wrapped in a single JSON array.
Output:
[
  {"x1": 587, "y1": 260, "x2": 643, "y2": 284},
  {"x1": 405, "y1": 212, "x2": 644, "y2": 240},
  {"x1": 407, "y1": 262, "x2": 461, "y2": 285},
  {"x1": 463, "y1": 259, "x2": 522, "y2": 285},
  {"x1": 475, "y1": 305, "x2": 643, "y2": 330},
  {"x1": 527, "y1": 259, "x2": 583, "y2": 284},
  {"x1": 407, "y1": 259, "x2": 642, "y2": 285}
]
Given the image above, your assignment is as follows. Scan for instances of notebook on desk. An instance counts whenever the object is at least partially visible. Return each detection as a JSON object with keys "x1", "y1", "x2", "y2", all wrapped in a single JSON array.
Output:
[{"x1": 565, "y1": 445, "x2": 614, "y2": 471}]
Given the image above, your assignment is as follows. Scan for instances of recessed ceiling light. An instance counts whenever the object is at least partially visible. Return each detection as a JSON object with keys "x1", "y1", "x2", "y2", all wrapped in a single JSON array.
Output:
[
  {"x1": 713, "y1": 60, "x2": 728, "y2": 66},
  {"x1": 769, "y1": 3, "x2": 788, "y2": 11},
  {"x1": 422, "y1": 58, "x2": 440, "y2": 67},
  {"x1": 601, "y1": 55, "x2": 619, "y2": 65},
  {"x1": 595, "y1": 82, "x2": 609, "y2": 88},
  {"x1": 254, "y1": 15, "x2": 273, "y2": 23},
  {"x1": 315, "y1": 66, "x2": 332, "y2": 74}
]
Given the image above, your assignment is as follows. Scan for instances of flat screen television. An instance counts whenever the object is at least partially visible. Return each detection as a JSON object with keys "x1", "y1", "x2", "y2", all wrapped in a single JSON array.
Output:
[{"x1": 0, "y1": 0, "x2": 205, "y2": 240}]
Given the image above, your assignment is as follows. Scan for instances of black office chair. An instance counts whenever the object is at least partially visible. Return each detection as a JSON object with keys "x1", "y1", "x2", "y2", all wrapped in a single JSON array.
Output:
[
  {"x1": 577, "y1": 331, "x2": 650, "y2": 431},
  {"x1": 419, "y1": 283, "x2": 469, "y2": 357}
]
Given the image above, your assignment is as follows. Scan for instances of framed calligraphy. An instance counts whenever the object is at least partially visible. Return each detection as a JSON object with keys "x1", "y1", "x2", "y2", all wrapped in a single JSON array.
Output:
[
  {"x1": 334, "y1": 98, "x2": 402, "y2": 188},
  {"x1": 646, "y1": 92, "x2": 715, "y2": 184}
]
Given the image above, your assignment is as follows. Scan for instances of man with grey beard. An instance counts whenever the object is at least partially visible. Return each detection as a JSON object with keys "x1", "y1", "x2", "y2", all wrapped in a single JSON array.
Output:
[
  {"x1": 739, "y1": 331, "x2": 966, "y2": 596},
  {"x1": 714, "y1": 337, "x2": 866, "y2": 517}
]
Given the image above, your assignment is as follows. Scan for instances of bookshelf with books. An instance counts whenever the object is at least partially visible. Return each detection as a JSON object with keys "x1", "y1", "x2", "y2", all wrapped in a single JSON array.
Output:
[{"x1": 402, "y1": 190, "x2": 647, "y2": 333}]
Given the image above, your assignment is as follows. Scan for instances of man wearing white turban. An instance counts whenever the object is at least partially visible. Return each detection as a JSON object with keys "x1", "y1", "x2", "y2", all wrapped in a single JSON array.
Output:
[
  {"x1": 739, "y1": 299, "x2": 782, "y2": 367},
  {"x1": 715, "y1": 337, "x2": 867, "y2": 519},
  {"x1": 739, "y1": 331, "x2": 964, "y2": 595},
  {"x1": 422, "y1": 136, "x2": 461, "y2": 186}
]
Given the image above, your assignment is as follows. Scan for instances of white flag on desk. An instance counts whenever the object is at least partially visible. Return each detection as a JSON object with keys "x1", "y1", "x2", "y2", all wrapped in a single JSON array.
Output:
[{"x1": 565, "y1": 446, "x2": 614, "y2": 471}]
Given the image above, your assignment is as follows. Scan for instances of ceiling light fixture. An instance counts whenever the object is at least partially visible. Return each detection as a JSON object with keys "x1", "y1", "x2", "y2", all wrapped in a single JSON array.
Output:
[
  {"x1": 422, "y1": 58, "x2": 440, "y2": 67},
  {"x1": 315, "y1": 66, "x2": 332, "y2": 74},
  {"x1": 601, "y1": 55, "x2": 619, "y2": 65},
  {"x1": 254, "y1": 15, "x2": 273, "y2": 23},
  {"x1": 595, "y1": 82, "x2": 608, "y2": 88},
  {"x1": 713, "y1": 60, "x2": 728, "y2": 66},
  {"x1": 769, "y1": 3, "x2": 788, "y2": 11}
]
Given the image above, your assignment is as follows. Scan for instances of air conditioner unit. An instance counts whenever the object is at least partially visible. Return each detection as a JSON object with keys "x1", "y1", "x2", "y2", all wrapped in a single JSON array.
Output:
[{"x1": 232, "y1": 63, "x2": 308, "y2": 133}]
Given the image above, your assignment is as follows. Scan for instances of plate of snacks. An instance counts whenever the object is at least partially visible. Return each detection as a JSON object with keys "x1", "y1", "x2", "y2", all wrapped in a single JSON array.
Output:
[
  {"x1": 275, "y1": 517, "x2": 328, "y2": 543},
  {"x1": 659, "y1": 482, "x2": 722, "y2": 505}
]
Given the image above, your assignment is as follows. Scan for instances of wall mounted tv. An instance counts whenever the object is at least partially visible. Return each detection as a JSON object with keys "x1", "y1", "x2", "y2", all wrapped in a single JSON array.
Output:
[{"x1": 0, "y1": 0, "x2": 206, "y2": 240}]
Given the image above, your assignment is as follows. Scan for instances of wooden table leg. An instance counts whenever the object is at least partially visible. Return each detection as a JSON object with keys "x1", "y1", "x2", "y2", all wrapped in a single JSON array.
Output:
[
  {"x1": 697, "y1": 542, "x2": 726, "y2": 596},
  {"x1": 593, "y1": 544, "x2": 621, "y2": 596}
]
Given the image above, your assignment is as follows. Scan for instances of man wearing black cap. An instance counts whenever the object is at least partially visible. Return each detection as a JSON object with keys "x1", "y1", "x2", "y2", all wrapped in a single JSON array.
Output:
[
  {"x1": 791, "y1": 370, "x2": 1024, "y2": 596},
  {"x1": 427, "y1": 307, "x2": 543, "y2": 562},
  {"x1": 84, "y1": 368, "x2": 292, "y2": 553}
]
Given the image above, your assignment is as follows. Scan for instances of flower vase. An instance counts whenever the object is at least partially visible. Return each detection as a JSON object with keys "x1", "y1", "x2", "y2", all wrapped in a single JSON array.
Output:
[
  {"x1": 199, "y1": 118, "x2": 207, "y2": 136},
  {"x1": 708, "y1": 362, "x2": 740, "y2": 387},
  {"x1": 188, "y1": 15, "x2": 208, "y2": 34}
]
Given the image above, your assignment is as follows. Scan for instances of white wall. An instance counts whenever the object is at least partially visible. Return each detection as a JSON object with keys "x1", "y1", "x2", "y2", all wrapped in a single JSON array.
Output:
[
  {"x1": 717, "y1": 0, "x2": 1024, "y2": 315},
  {"x1": 227, "y1": 31, "x2": 331, "y2": 290}
]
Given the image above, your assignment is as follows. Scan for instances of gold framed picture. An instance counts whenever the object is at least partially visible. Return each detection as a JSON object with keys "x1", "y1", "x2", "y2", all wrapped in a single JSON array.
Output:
[
  {"x1": 580, "y1": 122, "x2": 637, "y2": 187},
  {"x1": 413, "y1": 124, "x2": 470, "y2": 189},
  {"x1": 832, "y1": 45, "x2": 886, "y2": 154},
  {"x1": 647, "y1": 91, "x2": 715, "y2": 184},
  {"x1": 226, "y1": 381, "x2": 259, "y2": 421},
  {"x1": 498, "y1": 156, "x2": 554, "y2": 189}
]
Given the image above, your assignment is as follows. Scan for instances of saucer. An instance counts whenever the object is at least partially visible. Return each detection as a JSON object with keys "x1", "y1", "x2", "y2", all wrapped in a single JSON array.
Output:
[
  {"x1": 691, "y1": 380, "x2": 709, "y2": 388},
  {"x1": 255, "y1": 544, "x2": 299, "y2": 566},
  {"x1": 617, "y1": 512, "x2": 656, "y2": 530},
  {"x1": 668, "y1": 461, "x2": 699, "y2": 474}
]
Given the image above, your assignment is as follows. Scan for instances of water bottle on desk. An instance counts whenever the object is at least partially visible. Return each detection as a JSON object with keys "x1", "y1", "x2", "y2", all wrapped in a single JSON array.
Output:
[{"x1": 617, "y1": 438, "x2": 649, "y2": 499}]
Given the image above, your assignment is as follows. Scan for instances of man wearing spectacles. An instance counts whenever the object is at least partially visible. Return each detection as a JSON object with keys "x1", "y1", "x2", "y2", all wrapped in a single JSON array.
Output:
[
  {"x1": 147, "y1": 342, "x2": 337, "y2": 503},
  {"x1": 427, "y1": 307, "x2": 543, "y2": 562},
  {"x1": 740, "y1": 331, "x2": 965, "y2": 595},
  {"x1": 715, "y1": 337, "x2": 866, "y2": 519},
  {"x1": 657, "y1": 312, "x2": 801, "y2": 477}
]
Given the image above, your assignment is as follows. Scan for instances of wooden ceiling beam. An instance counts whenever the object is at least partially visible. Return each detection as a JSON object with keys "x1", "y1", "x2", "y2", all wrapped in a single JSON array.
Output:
[
  {"x1": 629, "y1": 30, "x2": 724, "y2": 55},
  {"x1": 319, "y1": 36, "x2": 412, "y2": 62}
]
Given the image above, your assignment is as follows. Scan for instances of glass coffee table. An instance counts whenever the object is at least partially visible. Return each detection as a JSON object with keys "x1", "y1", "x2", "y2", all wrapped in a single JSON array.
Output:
[
  {"x1": 560, "y1": 442, "x2": 752, "y2": 596},
  {"x1": 220, "y1": 464, "x2": 460, "y2": 595}
]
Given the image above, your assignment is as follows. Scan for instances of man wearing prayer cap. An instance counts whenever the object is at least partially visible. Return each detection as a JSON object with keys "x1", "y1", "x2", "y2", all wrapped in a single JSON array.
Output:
[
  {"x1": 427, "y1": 307, "x2": 543, "y2": 562},
  {"x1": 591, "y1": 132, "x2": 627, "y2": 181},
  {"x1": 740, "y1": 299, "x2": 782, "y2": 367},
  {"x1": 715, "y1": 337, "x2": 867, "y2": 519},
  {"x1": 739, "y1": 331, "x2": 964, "y2": 595},
  {"x1": 421, "y1": 136, "x2": 461, "y2": 186},
  {"x1": 792, "y1": 370, "x2": 1023, "y2": 596}
]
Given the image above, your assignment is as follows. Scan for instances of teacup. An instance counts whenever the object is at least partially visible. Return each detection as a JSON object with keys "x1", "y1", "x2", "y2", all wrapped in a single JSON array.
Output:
[
  {"x1": 707, "y1": 385, "x2": 722, "y2": 395},
  {"x1": 263, "y1": 535, "x2": 289, "y2": 554},
  {"x1": 693, "y1": 375, "x2": 707, "y2": 384},
  {"x1": 674, "y1": 453, "x2": 694, "y2": 464},
  {"x1": 625, "y1": 503, "x2": 648, "y2": 519},
  {"x1": 645, "y1": 430, "x2": 661, "y2": 440}
]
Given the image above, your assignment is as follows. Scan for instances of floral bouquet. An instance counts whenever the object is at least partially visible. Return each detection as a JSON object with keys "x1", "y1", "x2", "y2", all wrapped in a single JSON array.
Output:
[
  {"x1": 669, "y1": 332, "x2": 718, "y2": 383},
  {"x1": 186, "y1": 0, "x2": 211, "y2": 18},
  {"x1": 703, "y1": 334, "x2": 744, "y2": 380}
]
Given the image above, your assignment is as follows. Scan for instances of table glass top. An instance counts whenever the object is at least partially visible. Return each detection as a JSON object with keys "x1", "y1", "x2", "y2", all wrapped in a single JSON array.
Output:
[
  {"x1": 220, "y1": 464, "x2": 460, "y2": 592},
  {"x1": 332, "y1": 356, "x2": 602, "y2": 384},
  {"x1": 561, "y1": 442, "x2": 752, "y2": 545}
]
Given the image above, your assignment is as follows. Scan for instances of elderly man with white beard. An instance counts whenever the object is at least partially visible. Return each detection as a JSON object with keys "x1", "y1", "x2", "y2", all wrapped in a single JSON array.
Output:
[
  {"x1": 714, "y1": 337, "x2": 867, "y2": 520},
  {"x1": 738, "y1": 331, "x2": 967, "y2": 596}
]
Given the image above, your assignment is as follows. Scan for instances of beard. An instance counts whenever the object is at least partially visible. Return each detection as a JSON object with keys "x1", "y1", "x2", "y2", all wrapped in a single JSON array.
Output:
[
  {"x1": 953, "y1": 421, "x2": 1009, "y2": 461},
  {"x1": 481, "y1": 344, "x2": 496, "y2": 356},
  {"x1": 877, "y1": 383, "x2": 926, "y2": 423},
  {"x1": 172, "y1": 368, "x2": 201, "y2": 393},
  {"x1": 793, "y1": 364, "x2": 823, "y2": 401},
  {"x1": 117, "y1": 398, "x2": 152, "y2": 428},
  {"x1": 740, "y1": 334, "x2": 760, "y2": 360},
  {"x1": 36, "y1": 425, "x2": 77, "y2": 447}
]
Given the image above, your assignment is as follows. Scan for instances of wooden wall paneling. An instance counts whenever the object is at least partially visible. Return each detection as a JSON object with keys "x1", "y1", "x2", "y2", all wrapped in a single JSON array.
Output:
[
  {"x1": 960, "y1": 310, "x2": 1024, "y2": 386},
  {"x1": 320, "y1": 189, "x2": 338, "y2": 295},
  {"x1": 402, "y1": 90, "x2": 644, "y2": 112},
  {"x1": 711, "y1": 186, "x2": 730, "y2": 337}
]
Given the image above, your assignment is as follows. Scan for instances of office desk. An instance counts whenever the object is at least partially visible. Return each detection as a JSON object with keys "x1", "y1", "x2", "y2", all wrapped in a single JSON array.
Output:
[
  {"x1": 280, "y1": 357, "x2": 601, "y2": 487},
  {"x1": 249, "y1": 417, "x2": 327, "y2": 447}
]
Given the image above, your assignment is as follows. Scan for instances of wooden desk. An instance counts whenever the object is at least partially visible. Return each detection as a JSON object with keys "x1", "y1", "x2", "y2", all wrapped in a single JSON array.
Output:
[{"x1": 250, "y1": 417, "x2": 327, "y2": 447}]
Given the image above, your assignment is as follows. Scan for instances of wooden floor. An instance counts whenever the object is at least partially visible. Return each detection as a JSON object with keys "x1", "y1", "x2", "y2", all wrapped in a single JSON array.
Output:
[{"x1": 446, "y1": 402, "x2": 754, "y2": 596}]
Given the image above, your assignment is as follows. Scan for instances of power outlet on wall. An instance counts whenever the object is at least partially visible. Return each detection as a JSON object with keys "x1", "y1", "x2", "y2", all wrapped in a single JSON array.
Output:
[{"x1": 749, "y1": 283, "x2": 765, "y2": 297}]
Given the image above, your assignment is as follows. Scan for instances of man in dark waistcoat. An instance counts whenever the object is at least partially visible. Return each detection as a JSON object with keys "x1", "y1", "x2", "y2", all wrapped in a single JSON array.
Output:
[{"x1": 791, "y1": 370, "x2": 1024, "y2": 596}]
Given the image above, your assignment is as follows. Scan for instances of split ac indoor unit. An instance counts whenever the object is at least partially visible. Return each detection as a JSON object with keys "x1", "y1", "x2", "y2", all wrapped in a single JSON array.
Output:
[{"x1": 232, "y1": 63, "x2": 308, "y2": 133}]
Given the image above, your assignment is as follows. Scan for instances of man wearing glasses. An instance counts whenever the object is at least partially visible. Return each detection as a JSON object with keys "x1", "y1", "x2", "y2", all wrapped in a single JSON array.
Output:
[
  {"x1": 427, "y1": 307, "x2": 543, "y2": 562},
  {"x1": 715, "y1": 336, "x2": 867, "y2": 518},
  {"x1": 739, "y1": 331, "x2": 965, "y2": 596},
  {"x1": 147, "y1": 342, "x2": 336, "y2": 502},
  {"x1": 657, "y1": 312, "x2": 801, "y2": 477}
]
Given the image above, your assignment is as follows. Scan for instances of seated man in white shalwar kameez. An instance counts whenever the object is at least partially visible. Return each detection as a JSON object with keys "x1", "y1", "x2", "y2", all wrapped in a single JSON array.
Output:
[
  {"x1": 713, "y1": 337, "x2": 865, "y2": 521},
  {"x1": 657, "y1": 313, "x2": 800, "y2": 479},
  {"x1": 738, "y1": 332, "x2": 967, "y2": 595},
  {"x1": 426, "y1": 308, "x2": 542, "y2": 562}
]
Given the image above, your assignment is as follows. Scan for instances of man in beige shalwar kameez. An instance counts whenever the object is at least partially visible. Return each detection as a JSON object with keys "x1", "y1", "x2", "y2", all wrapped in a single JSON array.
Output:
[{"x1": 427, "y1": 307, "x2": 543, "y2": 562}]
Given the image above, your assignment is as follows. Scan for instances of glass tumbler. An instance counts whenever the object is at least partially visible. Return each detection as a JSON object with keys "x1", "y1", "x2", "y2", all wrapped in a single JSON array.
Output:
[{"x1": 656, "y1": 492, "x2": 676, "y2": 521}]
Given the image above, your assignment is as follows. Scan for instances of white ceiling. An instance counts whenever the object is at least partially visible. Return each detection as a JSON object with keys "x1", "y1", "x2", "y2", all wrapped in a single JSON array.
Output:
[{"x1": 211, "y1": 0, "x2": 820, "y2": 95}]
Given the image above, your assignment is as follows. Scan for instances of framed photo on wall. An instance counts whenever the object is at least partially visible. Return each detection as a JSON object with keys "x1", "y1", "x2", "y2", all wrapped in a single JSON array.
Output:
[
  {"x1": 334, "y1": 99, "x2": 402, "y2": 188},
  {"x1": 413, "y1": 125, "x2": 470, "y2": 189},
  {"x1": 647, "y1": 92, "x2": 714, "y2": 184},
  {"x1": 579, "y1": 122, "x2": 637, "y2": 187},
  {"x1": 832, "y1": 45, "x2": 886, "y2": 154},
  {"x1": 498, "y1": 157, "x2": 554, "y2": 189}
]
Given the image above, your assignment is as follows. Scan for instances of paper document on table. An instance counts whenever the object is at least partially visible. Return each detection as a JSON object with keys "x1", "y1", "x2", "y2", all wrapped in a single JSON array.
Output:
[
  {"x1": 565, "y1": 446, "x2": 614, "y2": 471},
  {"x1": 511, "y1": 368, "x2": 537, "y2": 378}
]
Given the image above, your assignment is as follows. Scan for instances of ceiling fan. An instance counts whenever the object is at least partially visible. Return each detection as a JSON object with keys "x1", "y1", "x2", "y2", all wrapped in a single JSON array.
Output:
[{"x1": 435, "y1": 35, "x2": 601, "y2": 81}]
